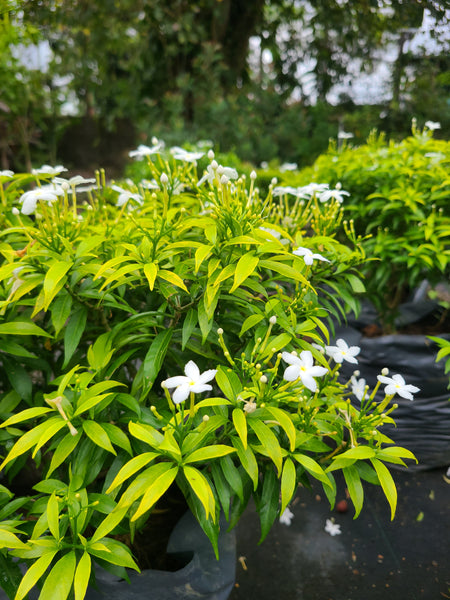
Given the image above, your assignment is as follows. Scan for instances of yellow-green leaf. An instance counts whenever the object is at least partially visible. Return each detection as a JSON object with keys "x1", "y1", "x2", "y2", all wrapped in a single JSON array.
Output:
[
  {"x1": 185, "y1": 445, "x2": 236, "y2": 464},
  {"x1": 232, "y1": 408, "x2": 247, "y2": 449},
  {"x1": 143, "y1": 262, "x2": 158, "y2": 290},
  {"x1": 74, "y1": 552, "x2": 91, "y2": 600},
  {"x1": 39, "y1": 550, "x2": 76, "y2": 600},
  {"x1": 157, "y1": 269, "x2": 188, "y2": 292},
  {"x1": 131, "y1": 465, "x2": 178, "y2": 522},
  {"x1": 370, "y1": 458, "x2": 397, "y2": 520},
  {"x1": 43, "y1": 261, "x2": 73, "y2": 311},
  {"x1": 106, "y1": 452, "x2": 158, "y2": 493},
  {"x1": 82, "y1": 421, "x2": 116, "y2": 455},
  {"x1": 280, "y1": 458, "x2": 297, "y2": 514},
  {"x1": 229, "y1": 254, "x2": 259, "y2": 293},
  {"x1": 15, "y1": 550, "x2": 59, "y2": 600},
  {"x1": 183, "y1": 464, "x2": 215, "y2": 520}
]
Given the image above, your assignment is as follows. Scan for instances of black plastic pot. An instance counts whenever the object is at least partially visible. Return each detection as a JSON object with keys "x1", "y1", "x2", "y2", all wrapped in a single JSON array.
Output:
[
  {"x1": 1, "y1": 512, "x2": 236, "y2": 600},
  {"x1": 333, "y1": 299, "x2": 450, "y2": 471}
]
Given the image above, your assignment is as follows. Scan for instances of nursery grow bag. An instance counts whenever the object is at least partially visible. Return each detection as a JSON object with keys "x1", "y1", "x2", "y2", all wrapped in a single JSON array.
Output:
[
  {"x1": 334, "y1": 301, "x2": 450, "y2": 471},
  {"x1": 0, "y1": 512, "x2": 236, "y2": 600}
]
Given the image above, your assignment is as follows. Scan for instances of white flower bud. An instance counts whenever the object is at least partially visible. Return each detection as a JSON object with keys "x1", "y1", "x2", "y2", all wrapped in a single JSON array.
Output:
[
  {"x1": 381, "y1": 367, "x2": 389, "y2": 376},
  {"x1": 202, "y1": 414, "x2": 210, "y2": 422},
  {"x1": 353, "y1": 370, "x2": 360, "y2": 377},
  {"x1": 211, "y1": 160, "x2": 218, "y2": 170},
  {"x1": 217, "y1": 328, "x2": 224, "y2": 335},
  {"x1": 250, "y1": 170, "x2": 257, "y2": 180},
  {"x1": 207, "y1": 149, "x2": 215, "y2": 160},
  {"x1": 269, "y1": 315, "x2": 277, "y2": 325},
  {"x1": 260, "y1": 375, "x2": 268, "y2": 384},
  {"x1": 160, "y1": 173, "x2": 169, "y2": 185},
  {"x1": 271, "y1": 177, "x2": 278, "y2": 186},
  {"x1": 217, "y1": 165, "x2": 224, "y2": 176},
  {"x1": 220, "y1": 175, "x2": 229, "y2": 185},
  {"x1": 151, "y1": 136, "x2": 159, "y2": 145},
  {"x1": 12, "y1": 207, "x2": 20, "y2": 215}
]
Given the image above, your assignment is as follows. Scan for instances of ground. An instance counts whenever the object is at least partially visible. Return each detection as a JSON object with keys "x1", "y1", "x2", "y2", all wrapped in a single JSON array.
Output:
[{"x1": 230, "y1": 467, "x2": 449, "y2": 600}]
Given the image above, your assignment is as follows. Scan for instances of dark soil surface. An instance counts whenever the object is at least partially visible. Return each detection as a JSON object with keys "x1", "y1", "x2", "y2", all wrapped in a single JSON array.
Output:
[{"x1": 229, "y1": 468, "x2": 450, "y2": 600}]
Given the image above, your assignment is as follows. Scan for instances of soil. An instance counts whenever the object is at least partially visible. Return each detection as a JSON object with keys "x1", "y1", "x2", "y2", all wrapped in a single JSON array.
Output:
[{"x1": 229, "y1": 468, "x2": 450, "y2": 600}]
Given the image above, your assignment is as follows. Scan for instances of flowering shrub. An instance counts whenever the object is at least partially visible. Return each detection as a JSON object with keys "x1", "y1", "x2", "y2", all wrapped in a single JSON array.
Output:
[
  {"x1": 285, "y1": 124, "x2": 450, "y2": 328},
  {"x1": 0, "y1": 146, "x2": 417, "y2": 600}
]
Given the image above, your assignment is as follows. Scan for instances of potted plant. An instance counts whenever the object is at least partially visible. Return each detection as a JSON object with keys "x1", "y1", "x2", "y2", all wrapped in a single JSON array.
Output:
[
  {"x1": 0, "y1": 145, "x2": 417, "y2": 600},
  {"x1": 283, "y1": 122, "x2": 450, "y2": 468}
]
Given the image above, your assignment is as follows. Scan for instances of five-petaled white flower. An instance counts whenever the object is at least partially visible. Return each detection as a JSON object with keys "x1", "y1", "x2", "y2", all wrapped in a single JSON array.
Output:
[
  {"x1": 279, "y1": 162, "x2": 298, "y2": 172},
  {"x1": 425, "y1": 121, "x2": 441, "y2": 131},
  {"x1": 19, "y1": 188, "x2": 60, "y2": 215},
  {"x1": 111, "y1": 185, "x2": 143, "y2": 208},
  {"x1": 318, "y1": 189, "x2": 350, "y2": 204},
  {"x1": 170, "y1": 146, "x2": 205, "y2": 162},
  {"x1": 163, "y1": 360, "x2": 217, "y2": 404},
  {"x1": 282, "y1": 350, "x2": 328, "y2": 392},
  {"x1": 272, "y1": 185, "x2": 303, "y2": 197},
  {"x1": 198, "y1": 163, "x2": 238, "y2": 186},
  {"x1": 377, "y1": 373, "x2": 420, "y2": 401},
  {"x1": 325, "y1": 519, "x2": 341, "y2": 536},
  {"x1": 293, "y1": 247, "x2": 330, "y2": 266},
  {"x1": 296, "y1": 183, "x2": 329, "y2": 198},
  {"x1": 129, "y1": 143, "x2": 164, "y2": 159},
  {"x1": 279, "y1": 507, "x2": 294, "y2": 526},
  {"x1": 31, "y1": 164, "x2": 67, "y2": 176},
  {"x1": 0, "y1": 170, "x2": 14, "y2": 178},
  {"x1": 325, "y1": 339, "x2": 360, "y2": 364},
  {"x1": 351, "y1": 375, "x2": 366, "y2": 401}
]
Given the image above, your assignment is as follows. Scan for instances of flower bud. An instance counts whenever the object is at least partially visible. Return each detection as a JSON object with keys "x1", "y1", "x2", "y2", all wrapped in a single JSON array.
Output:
[
  {"x1": 160, "y1": 173, "x2": 169, "y2": 185},
  {"x1": 12, "y1": 207, "x2": 20, "y2": 215},
  {"x1": 381, "y1": 367, "x2": 389, "y2": 376},
  {"x1": 250, "y1": 170, "x2": 257, "y2": 180},
  {"x1": 151, "y1": 136, "x2": 159, "y2": 145},
  {"x1": 260, "y1": 375, "x2": 268, "y2": 384},
  {"x1": 269, "y1": 315, "x2": 277, "y2": 325},
  {"x1": 211, "y1": 160, "x2": 218, "y2": 170},
  {"x1": 207, "y1": 149, "x2": 215, "y2": 160},
  {"x1": 217, "y1": 327, "x2": 224, "y2": 335},
  {"x1": 220, "y1": 175, "x2": 229, "y2": 185}
]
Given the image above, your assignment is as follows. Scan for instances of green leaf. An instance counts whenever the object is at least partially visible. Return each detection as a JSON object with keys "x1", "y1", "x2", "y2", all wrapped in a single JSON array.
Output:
[
  {"x1": 231, "y1": 436, "x2": 258, "y2": 490},
  {"x1": 215, "y1": 366, "x2": 242, "y2": 402},
  {"x1": 2, "y1": 356, "x2": 32, "y2": 403},
  {"x1": 280, "y1": 458, "x2": 297, "y2": 514},
  {"x1": 143, "y1": 262, "x2": 158, "y2": 290},
  {"x1": 0, "y1": 528, "x2": 27, "y2": 550},
  {"x1": 15, "y1": 550, "x2": 59, "y2": 600},
  {"x1": 0, "y1": 320, "x2": 51, "y2": 337},
  {"x1": 47, "y1": 432, "x2": 81, "y2": 478},
  {"x1": 47, "y1": 492, "x2": 60, "y2": 540},
  {"x1": 183, "y1": 464, "x2": 216, "y2": 520},
  {"x1": 88, "y1": 538, "x2": 139, "y2": 571},
  {"x1": 131, "y1": 465, "x2": 178, "y2": 521},
  {"x1": 0, "y1": 406, "x2": 51, "y2": 429},
  {"x1": 82, "y1": 421, "x2": 116, "y2": 455},
  {"x1": 229, "y1": 254, "x2": 259, "y2": 293},
  {"x1": 91, "y1": 506, "x2": 128, "y2": 543},
  {"x1": 248, "y1": 418, "x2": 283, "y2": 475},
  {"x1": 40, "y1": 551, "x2": 76, "y2": 600},
  {"x1": 239, "y1": 313, "x2": 264, "y2": 336},
  {"x1": 182, "y1": 308, "x2": 197, "y2": 350},
  {"x1": 265, "y1": 406, "x2": 296, "y2": 452},
  {"x1": 142, "y1": 329, "x2": 173, "y2": 391},
  {"x1": 195, "y1": 244, "x2": 213, "y2": 274},
  {"x1": 256, "y1": 466, "x2": 279, "y2": 543},
  {"x1": 337, "y1": 446, "x2": 376, "y2": 460},
  {"x1": 43, "y1": 261, "x2": 73, "y2": 311},
  {"x1": 346, "y1": 273, "x2": 365, "y2": 293},
  {"x1": 0, "y1": 551, "x2": 23, "y2": 599},
  {"x1": 50, "y1": 291, "x2": 73, "y2": 336},
  {"x1": 370, "y1": 458, "x2": 397, "y2": 520},
  {"x1": 74, "y1": 552, "x2": 91, "y2": 600},
  {"x1": 63, "y1": 306, "x2": 87, "y2": 367},
  {"x1": 342, "y1": 464, "x2": 364, "y2": 518},
  {"x1": 0, "y1": 418, "x2": 61, "y2": 470},
  {"x1": 232, "y1": 408, "x2": 247, "y2": 449},
  {"x1": 293, "y1": 453, "x2": 332, "y2": 487},
  {"x1": 106, "y1": 452, "x2": 158, "y2": 493},
  {"x1": 184, "y1": 445, "x2": 236, "y2": 464},
  {"x1": 117, "y1": 462, "x2": 176, "y2": 508},
  {"x1": 157, "y1": 269, "x2": 188, "y2": 292}
]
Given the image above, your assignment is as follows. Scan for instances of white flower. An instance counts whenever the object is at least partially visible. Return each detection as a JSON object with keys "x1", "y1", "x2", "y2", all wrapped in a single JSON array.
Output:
[
  {"x1": 338, "y1": 131, "x2": 354, "y2": 139},
  {"x1": 53, "y1": 175, "x2": 96, "y2": 188},
  {"x1": 272, "y1": 185, "x2": 302, "y2": 197},
  {"x1": 0, "y1": 170, "x2": 14, "y2": 178},
  {"x1": 198, "y1": 163, "x2": 238, "y2": 186},
  {"x1": 170, "y1": 146, "x2": 205, "y2": 162},
  {"x1": 296, "y1": 183, "x2": 329, "y2": 198},
  {"x1": 318, "y1": 189, "x2": 350, "y2": 204},
  {"x1": 425, "y1": 121, "x2": 441, "y2": 130},
  {"x1": 139, "y1": 179, "x2": 160, "y2": 190},
  {"x1": 282, "y1": 350, "x2": 328, "y2": 392},
  {"x1": 293, "y1": 247, "x2": 330, "y2": 266},
  {"x1": 129, "y1": 143, "x2": 164, "y2": 159},
  {"x1": 163, "y1": 360, "x2": 217, "y2": 404},
  {"x1": 325, "y1": 519, "x2": 341, "y2": 536},
  {"x1": 111, "y1": 185, "x2": 143, "y2": 207},
  {"x1": 31, "y1": 164, "x2": 67, "y2": 176},
  {"x1": 19, "y1": 189, "x2": 60, "y2": 215},
  {"x1": 351, "y1": 375, "x2": 366, "y2": 401},
  {"x1": 279, "y1": 162, "x2": 298, "y2": 172},
  {"x1": 325, "y1": 339, "x2": 360, "y2": 364},
  {"x1": 377, "y1": 373, "x2": 420, "y2": 401},
  {"x1": 279, "y1": 507, "x2": 294, "y2": 526}
]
